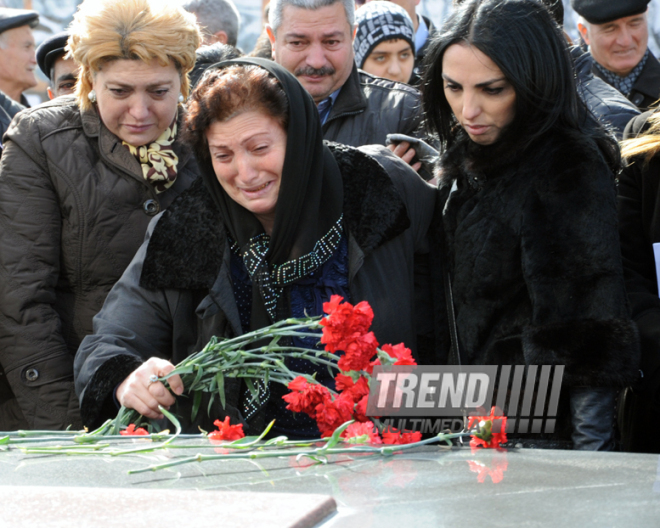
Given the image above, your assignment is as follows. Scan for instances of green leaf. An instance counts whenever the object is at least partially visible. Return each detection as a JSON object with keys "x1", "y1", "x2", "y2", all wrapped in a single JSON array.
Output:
[
  {"x1": 322, "y1": 420, "x2": 354, "y2": 450},
  {"x1": 191, "y1": 390, "x2": 202, "y2": 422},
  {"x1": 244, "y1": 378, "x2": 258, "y2": 402},
  {"x1": 216, "y1": 372, "x2": 226, "y2": 410},
  {"x1": 190, "y1": 364, "x2": 205, "y2": 390},
  {"x1": 0, "y1": 436, "x2": 9, "y2": 445},
  {"x1": 207, "y1": 392, "x2": 215, "y2": 417}
]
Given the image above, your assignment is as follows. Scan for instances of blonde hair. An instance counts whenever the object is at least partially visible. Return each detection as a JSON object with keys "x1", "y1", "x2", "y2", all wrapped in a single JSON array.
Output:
[
  {"x1": 67, "y1": 0, "x2": 201, "y2": 111},
  {"x1": 620, "y1": 111, "x2": 660, "y2": 162}
]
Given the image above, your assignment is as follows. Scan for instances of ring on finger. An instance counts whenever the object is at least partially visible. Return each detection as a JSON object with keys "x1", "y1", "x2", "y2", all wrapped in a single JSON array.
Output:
[{"x1": 148, "y1": 374, "x2": 159, "y2": 385}]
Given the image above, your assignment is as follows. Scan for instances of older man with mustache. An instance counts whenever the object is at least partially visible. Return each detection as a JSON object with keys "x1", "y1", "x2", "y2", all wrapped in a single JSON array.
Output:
[{"x1": 266, "y1": 0, "x2": 429, "y2": 176}]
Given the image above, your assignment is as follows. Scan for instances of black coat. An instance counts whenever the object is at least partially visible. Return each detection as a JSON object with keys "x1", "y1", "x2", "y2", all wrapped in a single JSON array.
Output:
[
  {"x1": 431, "y1": 131, "x2": 639, "y2": 389},
  {"x1": 323, "y1": 65, "x2": 425, "y2": 147},
  {"x1": 573, "y1": 47, "x2": 640, "y2": 139},
  {"x1": 618, "y1": 111, "x2": 660, "y2": 451},
  {"x1": 619, "y1": 111, "x2": 660, "y2": 384},
  {"x1": 74, "y1": 144, "x2": 435, "y2": 432}
]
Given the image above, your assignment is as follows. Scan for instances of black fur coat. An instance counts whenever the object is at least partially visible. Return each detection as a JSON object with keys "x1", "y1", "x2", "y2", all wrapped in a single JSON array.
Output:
[{"x1": 431, "y1": 130, "x2": 639, "y2": 390}]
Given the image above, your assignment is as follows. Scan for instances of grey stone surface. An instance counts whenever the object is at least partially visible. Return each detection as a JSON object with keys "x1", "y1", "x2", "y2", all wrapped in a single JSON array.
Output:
[
  {"x1": 1, "y1": 443, "x2": 659, "y2": 527},
  {"x1": 0, "y1": 486, "x2": 336, "y2": 528}
]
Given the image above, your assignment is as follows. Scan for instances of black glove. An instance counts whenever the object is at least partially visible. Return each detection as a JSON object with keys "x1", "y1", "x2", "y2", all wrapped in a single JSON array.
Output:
[
  {"x1": 570, "y1": 386, "x2": 616, "y2": 451},
  {"x1": 386, "y1": 133, "x2": 439, "y2": 181}
]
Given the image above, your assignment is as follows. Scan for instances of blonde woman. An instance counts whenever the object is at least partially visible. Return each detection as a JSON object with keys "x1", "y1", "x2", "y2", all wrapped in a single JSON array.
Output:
[
  {"x1": 0, "y1": 0, "x2": 201, "y2": 431},
  {"x1": 618, "y1": 110, "x2": 660, "y2": 452}
]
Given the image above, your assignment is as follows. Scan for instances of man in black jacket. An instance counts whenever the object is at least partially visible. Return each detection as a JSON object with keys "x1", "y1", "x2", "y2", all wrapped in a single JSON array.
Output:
[
  {"x1": 266, "y1": 0, "x2": 427, "y2": 174},
  {"x1": 573, "y1": 0, "x2": 660, "y2": 111}
]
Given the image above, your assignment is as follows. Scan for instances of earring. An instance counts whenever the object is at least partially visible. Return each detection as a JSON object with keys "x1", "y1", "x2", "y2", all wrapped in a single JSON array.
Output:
[
  {"x1": 178, "y1": 93, "x2": 184, "y2": 103},
  {"x1": 88, "y1": 89, "x2": 97, "y2": 103}
]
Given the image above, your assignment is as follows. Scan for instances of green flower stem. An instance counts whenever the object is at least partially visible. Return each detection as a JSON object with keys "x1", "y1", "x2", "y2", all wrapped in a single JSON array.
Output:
[{"x1": 127, "y1": 431, "x2": 472, "y2": 474}]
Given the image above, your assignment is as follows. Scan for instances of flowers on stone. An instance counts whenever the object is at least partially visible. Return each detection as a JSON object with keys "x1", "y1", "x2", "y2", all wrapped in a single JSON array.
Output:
[
  {"x1": 342, "y1": 421, "x2": 382, "y2": 444},
  {"x1": 208, "y1": 417, "x2": 245, "y2": 442},
  {"x1": 382, "y1": 427, "x2": 423, "y2": 445},
  {"x1": 468, "y1": 407, "x2": 508, "y2": 450},
  {"x1": 285, "y1": 296, "x2": 421, "y2": 439},
  {"x1": 120, "y1": 424, "x2": 148, "y2": 436},
  {"x1": 315, "y1": 393, "x2": 354, "y2": 437}
]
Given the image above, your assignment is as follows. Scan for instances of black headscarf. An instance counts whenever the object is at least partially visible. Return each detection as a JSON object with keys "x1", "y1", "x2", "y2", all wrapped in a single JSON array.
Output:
[{"x1": 199, "y1": 58, "x2": 344, "y2": 330}]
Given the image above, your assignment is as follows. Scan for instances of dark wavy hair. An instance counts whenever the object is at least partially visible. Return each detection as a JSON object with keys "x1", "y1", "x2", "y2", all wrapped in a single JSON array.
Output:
[
  {"x1": 422, "y1": 0, "x2": 619, "y2": 169},
  {"x1": 184, "y1": 64, "x2": 289, "y2": 164}
]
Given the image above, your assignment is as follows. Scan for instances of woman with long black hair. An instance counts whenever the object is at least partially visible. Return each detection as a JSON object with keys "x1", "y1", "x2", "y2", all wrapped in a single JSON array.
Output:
[{"x1": 424, "y1": 0, "x2": 639, "y2": 449}]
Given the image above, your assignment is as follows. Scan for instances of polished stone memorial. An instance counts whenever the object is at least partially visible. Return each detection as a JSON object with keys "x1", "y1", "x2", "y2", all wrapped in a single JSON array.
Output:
[{"x1": 1, "y1": 443, "x2": 659, "y2": 527}]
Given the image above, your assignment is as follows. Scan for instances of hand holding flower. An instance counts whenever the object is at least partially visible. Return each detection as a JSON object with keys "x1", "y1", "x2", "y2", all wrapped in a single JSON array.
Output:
[{"x1": 116, "y1": 357, "x2": 184, "y2": 420}]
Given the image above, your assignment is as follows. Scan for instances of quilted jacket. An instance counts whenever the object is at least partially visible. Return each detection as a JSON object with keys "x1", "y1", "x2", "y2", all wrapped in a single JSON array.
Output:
[{"x1": 0, "y1": 96, "x2": 198, "y2": 430}]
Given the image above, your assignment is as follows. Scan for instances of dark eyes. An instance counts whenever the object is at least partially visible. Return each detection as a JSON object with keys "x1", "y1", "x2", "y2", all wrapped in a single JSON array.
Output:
[{"x1": 484, "y1": 87, "x2": 504, "y2": 95}]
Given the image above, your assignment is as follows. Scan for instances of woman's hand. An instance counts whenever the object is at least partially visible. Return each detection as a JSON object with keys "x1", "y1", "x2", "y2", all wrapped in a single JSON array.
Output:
[
  {"x1": 387, "y1": 140, "x2": 423, "y2": 173},
  {"x1": 116, "y1": 358, "x2": 184, "y2": 420}
]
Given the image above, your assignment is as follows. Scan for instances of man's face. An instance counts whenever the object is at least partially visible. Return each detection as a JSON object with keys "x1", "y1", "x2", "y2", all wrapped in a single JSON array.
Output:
[
  {"x1": 580, "y1": 13, "x2": 649, "y2": 77},
  {"x1": 268, "y1": 3, "x2": 355, "y2": 103},
  {"x1": 0, "y1": 25, "x2": 37, "y2": 94},
  {"x1": 49, "y1": 56, "x2": 79, "y2": 99}
]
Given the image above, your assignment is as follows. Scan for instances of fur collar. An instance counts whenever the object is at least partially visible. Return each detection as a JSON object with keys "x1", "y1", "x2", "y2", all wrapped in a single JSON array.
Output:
[
  {"x1": 438, "y1": 129, "x2": 525, "y2": 190},
  {"x1": 140, "y1": 143, "x2": 410, "y2": 290}
]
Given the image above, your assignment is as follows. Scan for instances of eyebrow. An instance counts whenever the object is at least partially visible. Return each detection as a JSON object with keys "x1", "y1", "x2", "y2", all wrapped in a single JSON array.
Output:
[
  {"x1": 56, "y1": 73, "x2": 77, "y2": 84},
  {"x1": 442, "y1": 73, "x2": 508, "y2": 87},
  {"x1": 104, "y1": 80, "x2": 175, "y2": 89},
  {"x1": 285, "y1": 31, "x2": 344, "y2": 39}
]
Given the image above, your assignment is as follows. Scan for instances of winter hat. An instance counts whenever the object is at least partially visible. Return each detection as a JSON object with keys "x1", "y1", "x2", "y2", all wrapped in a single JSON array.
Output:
[
  {"x1": 571, "y1": 0, "x2": 650, "y2": 25},
  {"x1": 354, "y1": 1, "x2": 415, "y2": 69}
]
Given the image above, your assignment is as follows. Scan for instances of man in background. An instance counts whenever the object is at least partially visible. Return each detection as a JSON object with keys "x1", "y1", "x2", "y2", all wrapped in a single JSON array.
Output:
[
  {"x1": 0, "y1": 7, "x2": 39, "y2": 108},
  {"x1": 266, "y1": 0, "x2": 427, "y2": 175},
  {"x1": 369, "y1": 0, "x2": 437, "y2": 85},
  {"x1": 36, "y1": 32, "x2": 79, "y2": 100},
  {"x1": 573, "y1": 0, "x2": 659, "y2": 111},
  {"x1": 182, "y1": 0, "x2": 241, "y2": 47}
]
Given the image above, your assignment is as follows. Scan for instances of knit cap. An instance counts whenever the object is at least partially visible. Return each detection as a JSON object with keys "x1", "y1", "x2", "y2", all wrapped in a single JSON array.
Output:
[{"x1": 354, "y1": 1, "x2": 415, "y2": 69}]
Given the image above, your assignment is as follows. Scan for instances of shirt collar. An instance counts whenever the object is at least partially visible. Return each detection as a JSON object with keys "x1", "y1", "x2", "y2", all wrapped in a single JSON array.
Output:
[
  {"x1": 316, "y1": 87, "x2": 342, "y2": 125},
  {"x1": 414, "y1": 15, "x2": 429, "y2": 57}
]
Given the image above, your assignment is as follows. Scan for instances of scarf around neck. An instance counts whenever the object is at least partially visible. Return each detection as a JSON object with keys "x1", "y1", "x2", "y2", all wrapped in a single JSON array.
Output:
[
  {"x1": 123, "y1": 121, "x2": 179, "y2": 193},
  {"x1": 199, "y1": 57, "x2": 344, "y2": 330}
]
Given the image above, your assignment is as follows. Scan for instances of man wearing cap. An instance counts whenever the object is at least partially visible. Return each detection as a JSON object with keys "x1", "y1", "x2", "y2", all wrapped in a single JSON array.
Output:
[
  {"x1": 0, "y1": 7, "x2": 39, "y2": 107},
  {"x1": 573, "y1": 0, "x2": 659, "y2": 111},
  {"x1": 36, "y1": 32, "x2": 78, "y2": 100}
]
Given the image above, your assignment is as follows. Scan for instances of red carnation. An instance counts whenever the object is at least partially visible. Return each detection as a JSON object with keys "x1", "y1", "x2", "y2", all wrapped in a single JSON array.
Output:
[
  {"x1": 320, "y1": 296, "x2": 375, "y2": 354},
  {"x1": 208, "y1": 416, "x2": 245, "y2": 442},
  {"x1": 468, "y1": 407, "x2": 508, "y2": 450},
  {"x1": 382, "y1": 427, "x2": 422, "y2": 445},
  {"x1": 381, "y1": 343, "x2": 416, "y2": 366},
  {"x1": 315, "y1": 393, "x2": 354, "y2": 437},
  {"x1": 120, "y1": 423, "x2": 148, "y2": 436},
  {"x1": 342, "y1": 421, "x2": 382, "y2": 444},
  {"x1": 337, "y1": 331, "x2": 379, "y2": 372},
  {"x1": 282, "y1": 376, "x2": 331, "y2": 419},
  {"x1": 354, "y1": 394, "x2": 370, "y2": 422}
]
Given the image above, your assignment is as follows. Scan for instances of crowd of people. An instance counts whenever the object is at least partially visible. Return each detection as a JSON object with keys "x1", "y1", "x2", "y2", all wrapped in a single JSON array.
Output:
[{"x1": 0, "y1": 0, "x2": 658, "y2": 454}]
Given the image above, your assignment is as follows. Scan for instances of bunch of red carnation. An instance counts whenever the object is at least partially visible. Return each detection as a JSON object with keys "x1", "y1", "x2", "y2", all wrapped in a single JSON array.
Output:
[{"x1": 283, "y1": 295, "x2": 421, "y2": 444}]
